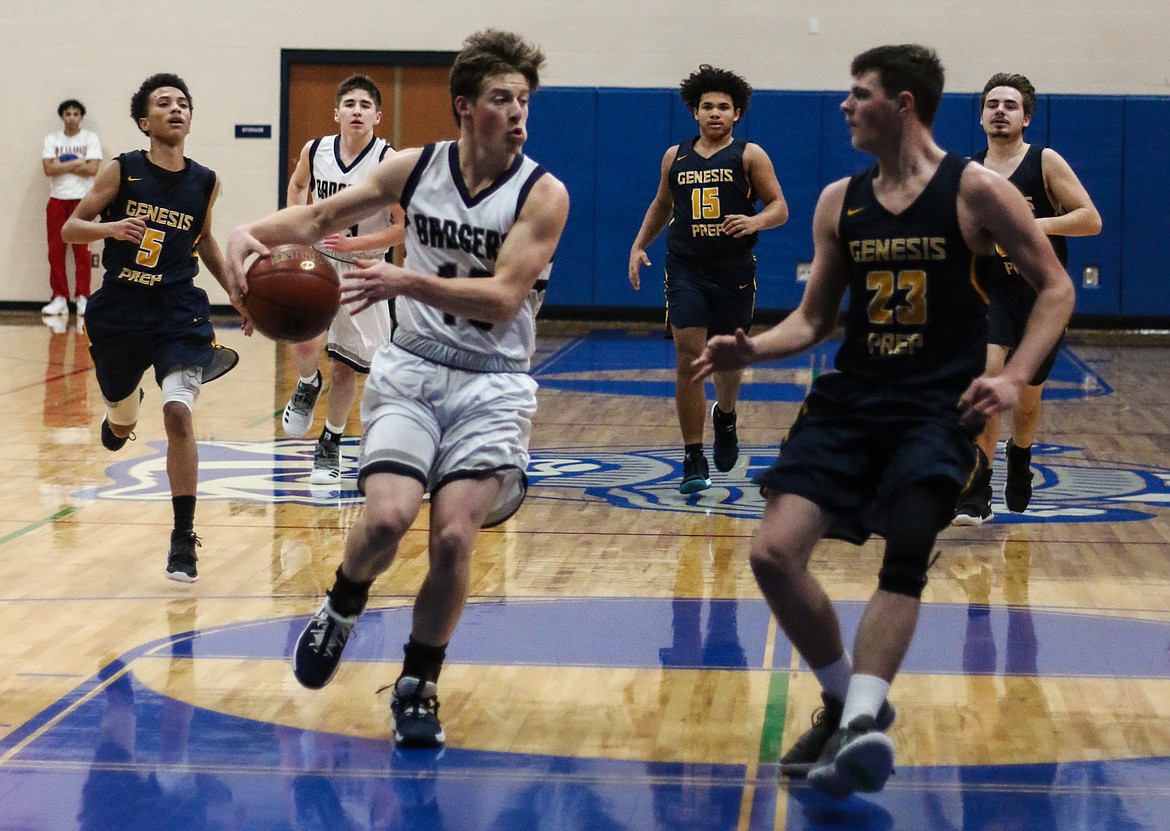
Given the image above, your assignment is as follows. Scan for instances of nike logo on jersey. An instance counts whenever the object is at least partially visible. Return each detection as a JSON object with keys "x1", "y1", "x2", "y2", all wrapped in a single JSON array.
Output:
[
  {"x1": 128, "y1": 177, "x2": 143, "y2": 182},
  {"x1": 847, "y1": 207, "x2": 865, "y2": 216}
]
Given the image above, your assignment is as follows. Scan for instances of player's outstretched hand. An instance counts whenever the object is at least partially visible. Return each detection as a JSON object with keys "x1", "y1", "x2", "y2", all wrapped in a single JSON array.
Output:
[
  {"x1": 322, "y1": 232, "x2": 355, "y2": 253},
  {"x1": 957, "y1": 373, "x2": 1022, "y2": 428},
  {"x1": 341, "y1": 259, "x2": 401, "y2": 315},
  {"x1": 224, "y1": 227, "x2": 270, "y2": 299},
  {"x1": 692, "y1": 328, "x2": 755, "y2": 381}
]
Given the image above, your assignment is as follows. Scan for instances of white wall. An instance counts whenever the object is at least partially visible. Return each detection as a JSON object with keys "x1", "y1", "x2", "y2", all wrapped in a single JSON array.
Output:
[{"x1": 3, "y1": 0, "x2": 1167, "y2": 303}]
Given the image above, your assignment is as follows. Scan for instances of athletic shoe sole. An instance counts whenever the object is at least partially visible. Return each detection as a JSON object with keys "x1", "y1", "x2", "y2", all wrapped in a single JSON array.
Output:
[
  {"x1": 952, "y1": 510, "x2": 994, "y2": 527},
  {"x1": 309, "y1": 468, "x2": 341, "y2": 485},
  {"x1": 808, "y1": 732, "x2": 895, "y2": 799},
  {"x1": 394, "y1": 728, "x2": 446, "y2": 749}
]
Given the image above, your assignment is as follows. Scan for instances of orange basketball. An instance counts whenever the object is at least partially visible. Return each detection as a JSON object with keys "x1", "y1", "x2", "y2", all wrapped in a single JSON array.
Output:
[{"x1": 244, "y1": 244, "x2": 340, "y2": 342}]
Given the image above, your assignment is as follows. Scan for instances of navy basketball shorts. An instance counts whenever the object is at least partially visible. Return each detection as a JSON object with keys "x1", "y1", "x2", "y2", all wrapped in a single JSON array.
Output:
[
  {"x1": 86, "y1": 281, "x2": 216, "y2": 402},
  {"x1": 754, "y1": 372, "x2": 977, "y2": 543},
  {"x1": 664, "y1": 252, "x2": 755, "y2": 335},
  {"x1": 987, "y1": 290, "x2": 1062, "y2": 386}
]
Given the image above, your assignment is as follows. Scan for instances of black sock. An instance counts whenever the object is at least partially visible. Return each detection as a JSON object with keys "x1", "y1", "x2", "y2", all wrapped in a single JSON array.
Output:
[
  {"x1": 172, "y1": 495, "x2": 196, "y2": 534},
  {"x1": 320, "y1": 425, "x2": 343, "y2": 444},
  {"x1": 327, "y1": 565, "x2": 373, "y2": 617},
  {"x1": 1007, "y1": 439, "x2": 1031, "y2": 462},
  {"x1": 402, "y1": 637, "x2": 448, "y2": 683},
  {"x1": 684, "y1": 443, "x2": 703, "y2": 458}
]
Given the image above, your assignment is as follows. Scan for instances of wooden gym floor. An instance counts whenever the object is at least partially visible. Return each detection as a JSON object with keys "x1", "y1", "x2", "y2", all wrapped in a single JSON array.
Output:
[{"x1": 2, "y1": 309, "x2": 1170, "y2": 830}]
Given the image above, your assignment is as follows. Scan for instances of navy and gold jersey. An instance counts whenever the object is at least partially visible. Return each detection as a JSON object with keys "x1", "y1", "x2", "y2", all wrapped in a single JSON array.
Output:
[
  {"x1": 666, "y1": 136, "x2": 757, "y2": 265},
  {"x1": 100, "y1": 150, "x2": 216, "y2": 289},
  {"x1": 973, "y1": 145, "x2": 1067, "y2": 302},
  {"x1": 834, "y1": 153, "x2": 987, "y2": 394}
]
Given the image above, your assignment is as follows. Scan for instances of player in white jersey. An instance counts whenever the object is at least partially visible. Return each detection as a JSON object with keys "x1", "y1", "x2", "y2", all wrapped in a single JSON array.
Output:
[
  {"x1": 225, "y1": 30, "x2": 569, "y2": 748},
  {"x1": 280, "y1": 75, "x2": 405, "y2": 486}
]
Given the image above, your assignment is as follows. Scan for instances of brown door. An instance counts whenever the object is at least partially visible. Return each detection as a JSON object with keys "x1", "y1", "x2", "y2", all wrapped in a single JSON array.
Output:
[{"x1": 285, "y1": 62, "x2": 459, "y2": 195}]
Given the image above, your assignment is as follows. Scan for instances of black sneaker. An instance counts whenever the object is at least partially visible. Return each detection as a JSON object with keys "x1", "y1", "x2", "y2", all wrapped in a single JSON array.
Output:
[
  {"x1": 807, "y1": 713, "x2": 896, "y2": 798},
  {"x1": 282, "y1": 370, "x2": 322, "y2": 438},
  {"x1": 711, "y1": 404, "x2": 739, "y2": 472},
  {"x1": 1004, "y1": 439, "x2": 1034, "y2": 513},
  {"x1": 679, "y1": 451, "x2": 710, "y2": 494},
  {"x1": 780, "y1": 692, "x2": 896, "y2": 777},
  {"x1": 292, "y1": 597, "x2": 357, "y2": 690},
  {"x1": 100, "y1": 417, "x2": 133, "y2": 452},
  {"x1": 954, "y1": 447, "x2": 993, "y2": 526},
  {"x1": 165, "y1": 530, "x2": 201, "y2": 583},
  {"x1": 391, "y1": 676, "x2": 446, "y2": 748},
  {"x1": 309, "y1": 437, "x2": 341, "y2": 484},
  {"x1": 952, "y1": 488, "x2": 993, "y2": 526}
]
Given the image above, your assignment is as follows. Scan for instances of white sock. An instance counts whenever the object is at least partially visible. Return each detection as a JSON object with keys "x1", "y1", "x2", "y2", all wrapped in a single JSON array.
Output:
[
  {"x1": 299, "y1": 372, "x2": 320, "y2": 386},
  {"x1": 324, "y1": 419, "x2": 345, "y2": 436},
  {"x1": 841, "y1": 673, "x2": 890, "y2": 727},
  {"x1": 811, "y1": 654, "x2": 853, "y2": 703}
]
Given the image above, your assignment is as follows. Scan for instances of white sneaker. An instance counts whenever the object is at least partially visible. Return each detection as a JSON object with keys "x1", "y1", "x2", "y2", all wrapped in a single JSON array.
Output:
[
  {"x1": 282, "y1": 370, "x2": 322, "y2": 437},
  {"x1": 43, "y1": 315, "x2": 68, "y2": 334},
  {"x1": 76, "y1": 296, "x2": 87, "y2": 316},
  {"x1": 41, "y1": 296, "x2": 68, "y2": 316},
  {"x1": 309, "y1": 437, "x2": 341, "y2": 484}
]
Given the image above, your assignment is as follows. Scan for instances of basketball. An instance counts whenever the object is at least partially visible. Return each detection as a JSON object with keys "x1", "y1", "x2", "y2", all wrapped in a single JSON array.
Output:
[{"x1": 244, "y1": 244, "x2": 340, "y2": 342}]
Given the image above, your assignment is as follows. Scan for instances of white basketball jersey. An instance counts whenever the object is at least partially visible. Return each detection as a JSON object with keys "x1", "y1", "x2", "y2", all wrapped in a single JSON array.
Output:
[
  {"x1": 395, "y1": 140, "x2": 552, "y2": 373},
  {"x1": 309, "y1": 134, "x2": 394, "y2": 261}
]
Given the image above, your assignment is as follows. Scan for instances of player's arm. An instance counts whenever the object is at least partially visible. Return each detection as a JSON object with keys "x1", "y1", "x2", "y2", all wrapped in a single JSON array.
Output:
[
  {"x1": 343, "y1": 174, "x2": 570, "y2": 323},
  {"x1": 226, "y1": 148, "x2": 422, "y2": 295},
  {"x1": 628, "y1": 146, "x2": 678, "y2": 290},
  {"x1": 958, "y1": 165, "x2": 1076, "y2": 419},
  {"x1": 286, "y1": 141, "x2": 313, "y2": 207},
  {"x1": 196, "y1": 180, "x2": 253, "y2": 334},
  {"x1": 194, "y1": 180, "x2": 235, "y2": 299},
  {"x1": 1039, "y1": 148, "x2": 1102, "y2": 237},
  {"x1": 723, "y1": 142, "x2": 789, "y2": 237},
  {"x1": 323, "y1": 148, "x2": 406, "y2": 253},
  {"x1": 323, "y1": 205, "x2": 406, "y2": 253},
  {"x1": 76, "y1": 158, "x2": 100, "y2": 177},
  {"x1": 61, "y1": 160, "x2": 147, "y2": 245},
  {"x1": 694, "y1": 179, "x2": 849, "y2": 379},
  {"x1": 42, "y1": 156, "x2": 94, "y2": 177}
]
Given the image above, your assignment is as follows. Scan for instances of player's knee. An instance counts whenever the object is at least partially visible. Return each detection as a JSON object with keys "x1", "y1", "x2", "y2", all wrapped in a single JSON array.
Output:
[
  {"x1": 878, "y1": 544, "x2": 932, "y2": 599},
  {"x1": 161, "y1": 366, "x2": 202, "y2": 413},
  {"x1": 361, "y1": 501, "x2": 413, "y2": 545},
  {"x1": 429, "y1": 520, "x2": 477, "y2": 569},
  {"x1": 748, "y1": 537, "x2": 805, "y2": 587}
]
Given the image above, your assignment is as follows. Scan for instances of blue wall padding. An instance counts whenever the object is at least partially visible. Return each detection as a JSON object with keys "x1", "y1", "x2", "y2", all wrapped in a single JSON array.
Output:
[
  {"x1": 1122, "y1": 98, "x2": 1170, "y2": 316},
  {"x1": 525, "y1": 87, "x2": 1164, "y2": 319}
]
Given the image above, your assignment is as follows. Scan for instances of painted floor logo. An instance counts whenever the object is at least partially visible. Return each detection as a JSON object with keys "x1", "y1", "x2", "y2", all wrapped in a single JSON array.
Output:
[{"x1": 81, "y1": 440, "x2": 1170, "y2": 523}]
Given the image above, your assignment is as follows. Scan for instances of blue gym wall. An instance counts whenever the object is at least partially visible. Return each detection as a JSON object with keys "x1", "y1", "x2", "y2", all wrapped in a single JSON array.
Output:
[{"x1": 525, "y1": 88, "x2": 1170, "y2": 321}]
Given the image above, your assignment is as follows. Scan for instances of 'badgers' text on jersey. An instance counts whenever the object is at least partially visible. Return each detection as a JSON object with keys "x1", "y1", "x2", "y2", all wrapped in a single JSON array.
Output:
[{"x1": 395, "y1": 141, "x2": 552, "y2": 373}]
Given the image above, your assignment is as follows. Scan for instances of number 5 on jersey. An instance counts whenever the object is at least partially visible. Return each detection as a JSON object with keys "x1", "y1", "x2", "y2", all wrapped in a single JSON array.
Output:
[{"x1": 136, "y1": 228, "x2": 165, "y2": 268}]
